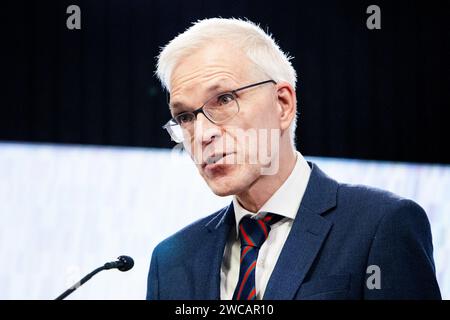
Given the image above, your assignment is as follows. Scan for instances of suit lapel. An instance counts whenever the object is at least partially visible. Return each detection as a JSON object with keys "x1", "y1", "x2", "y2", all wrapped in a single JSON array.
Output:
[
  {"x1": 193, "y1": 203, "x2": 234, "y2": 299},
  {"x1": 263, "y1": 162, "x2": 338, "y2": 300}
]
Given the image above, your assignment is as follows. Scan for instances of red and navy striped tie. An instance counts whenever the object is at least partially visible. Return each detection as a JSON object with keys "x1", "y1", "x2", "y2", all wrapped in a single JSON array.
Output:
[{"x1": 232, "y1": 213, "x2": 283, "y2": 300}]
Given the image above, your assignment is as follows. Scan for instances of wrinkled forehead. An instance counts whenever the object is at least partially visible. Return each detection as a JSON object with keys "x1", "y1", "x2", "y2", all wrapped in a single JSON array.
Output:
[{"x1": 168, "y1": 42, "x2": 260, "y2": 103}]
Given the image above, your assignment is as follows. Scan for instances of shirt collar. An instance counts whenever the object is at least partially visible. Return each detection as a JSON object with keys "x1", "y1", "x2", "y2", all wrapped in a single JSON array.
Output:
[{"x1": 232, "y1": 151, "x2": 312, "y2": 236}]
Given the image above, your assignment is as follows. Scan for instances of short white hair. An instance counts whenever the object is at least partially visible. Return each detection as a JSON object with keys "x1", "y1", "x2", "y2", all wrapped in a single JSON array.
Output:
[{"x1": 156, "y1": 17, "x2": 298, "y2": 146}]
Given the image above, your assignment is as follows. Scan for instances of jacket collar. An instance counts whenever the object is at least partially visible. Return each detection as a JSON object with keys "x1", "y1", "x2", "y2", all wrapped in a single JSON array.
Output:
[{"x1": 263, "y1": 162, "x2": 338, "y2": 299}]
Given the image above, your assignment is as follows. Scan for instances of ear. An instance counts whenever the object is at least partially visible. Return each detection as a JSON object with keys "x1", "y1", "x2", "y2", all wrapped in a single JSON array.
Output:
[{"x1": 275, "y1": 82, "x2": 297, "y2": 132}]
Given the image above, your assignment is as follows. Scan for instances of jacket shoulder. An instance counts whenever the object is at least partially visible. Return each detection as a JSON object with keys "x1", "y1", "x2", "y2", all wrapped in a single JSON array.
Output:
[
  {"x1": 336, "y1": 181, "x2": 428, "y2": 225},
  {"x1": 152, "y1": 205, "x2": 229, "y2": 259}
]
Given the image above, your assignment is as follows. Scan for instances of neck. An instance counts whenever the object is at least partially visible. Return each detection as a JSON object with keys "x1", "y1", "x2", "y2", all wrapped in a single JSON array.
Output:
[{"x1": 236, "y1": 146, "x2": 297, "y2": 213}]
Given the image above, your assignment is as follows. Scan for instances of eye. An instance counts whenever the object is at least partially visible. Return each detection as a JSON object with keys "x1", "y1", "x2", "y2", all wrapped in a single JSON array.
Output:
[
  {"x1": 216, "y1": 93, "x2": 235, "y2": 105},
  {"x1": 175, "y1": 113, "x2": 195, "y2": 124}
]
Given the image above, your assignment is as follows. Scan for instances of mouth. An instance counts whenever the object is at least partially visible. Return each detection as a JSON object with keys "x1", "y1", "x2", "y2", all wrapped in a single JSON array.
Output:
[{"x1": 202, "y1": 152, "x2": 234, "y2": 169}]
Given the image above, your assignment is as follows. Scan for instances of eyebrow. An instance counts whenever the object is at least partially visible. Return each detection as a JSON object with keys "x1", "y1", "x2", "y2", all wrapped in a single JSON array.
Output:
[{"x1": 169, "y1": 82, "x2": 236, "y2": 115}]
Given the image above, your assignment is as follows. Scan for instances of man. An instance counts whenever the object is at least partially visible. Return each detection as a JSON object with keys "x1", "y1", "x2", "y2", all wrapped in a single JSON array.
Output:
[{"x1": 147, "y1": 18, "x2": 441, "y2": 300}]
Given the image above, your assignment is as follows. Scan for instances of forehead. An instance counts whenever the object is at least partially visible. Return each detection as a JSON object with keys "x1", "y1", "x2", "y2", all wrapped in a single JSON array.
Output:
[{"x1": 169, "y1": 42, "x2": 254, "y2": 109}]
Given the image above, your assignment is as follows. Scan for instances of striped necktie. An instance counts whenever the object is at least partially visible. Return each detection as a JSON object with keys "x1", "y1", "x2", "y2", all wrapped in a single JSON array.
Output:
[{"x1": 232, "y1": 213, "x2": 283, "y2": 300}]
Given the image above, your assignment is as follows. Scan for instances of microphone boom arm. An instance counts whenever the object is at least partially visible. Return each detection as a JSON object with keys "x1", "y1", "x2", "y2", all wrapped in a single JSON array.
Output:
[
  {"x1": 55, "y1": 265, "x2": 106, "y2": 300},
  {"x1": 55, "y1": 255, "x2": 134, "y2": 300}
]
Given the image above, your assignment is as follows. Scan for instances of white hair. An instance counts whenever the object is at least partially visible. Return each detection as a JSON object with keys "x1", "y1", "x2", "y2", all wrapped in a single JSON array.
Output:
[{"x1": 156, "y1": 17, "x2": 298, "y2": 147}]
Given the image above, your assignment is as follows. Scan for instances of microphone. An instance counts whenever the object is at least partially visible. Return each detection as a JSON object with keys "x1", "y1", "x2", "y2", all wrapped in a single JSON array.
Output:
[
  {"x1": 55, "y1": 255, "x2": 134, "y2": 300},
  {"x1": 104, "y1": 255, "x2": 134, "y2": 271}
]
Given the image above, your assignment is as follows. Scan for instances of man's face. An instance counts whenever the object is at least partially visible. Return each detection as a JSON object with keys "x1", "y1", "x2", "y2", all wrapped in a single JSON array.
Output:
[{"x1": 169, "y1": 42, "x2": 281, "y2": 196}]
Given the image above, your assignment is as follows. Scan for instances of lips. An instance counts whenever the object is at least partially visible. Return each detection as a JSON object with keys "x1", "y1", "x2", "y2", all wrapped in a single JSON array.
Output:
[{"x1": 202, "y1": 152, "x2": 234, "y2": 168}]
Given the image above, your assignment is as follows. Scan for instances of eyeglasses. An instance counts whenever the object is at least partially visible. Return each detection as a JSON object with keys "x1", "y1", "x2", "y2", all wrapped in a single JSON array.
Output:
[{"x1": 162, "y1": 79, "x2": 276, "y2": 143}]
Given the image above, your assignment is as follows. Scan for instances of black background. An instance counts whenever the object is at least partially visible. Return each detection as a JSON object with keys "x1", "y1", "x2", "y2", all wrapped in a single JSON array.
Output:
[{"x1": 1, "y1": 0, "x2": 448, "y2": 163}]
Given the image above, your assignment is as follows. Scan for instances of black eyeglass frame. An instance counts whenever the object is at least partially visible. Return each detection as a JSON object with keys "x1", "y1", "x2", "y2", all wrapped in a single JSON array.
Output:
[{"x1": 162, "y1": 79, "x2": 276, "y2": 130}]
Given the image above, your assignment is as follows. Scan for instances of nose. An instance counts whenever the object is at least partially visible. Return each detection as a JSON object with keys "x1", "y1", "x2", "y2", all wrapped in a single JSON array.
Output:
[{"x1": 194, "y1": 112, "x2": 222, "y2": 147}]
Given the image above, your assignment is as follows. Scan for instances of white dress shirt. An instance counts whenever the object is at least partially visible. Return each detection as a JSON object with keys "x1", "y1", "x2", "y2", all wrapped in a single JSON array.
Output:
[{"x1": 220, "y1": 151, "x2": 312, "y2": 299}]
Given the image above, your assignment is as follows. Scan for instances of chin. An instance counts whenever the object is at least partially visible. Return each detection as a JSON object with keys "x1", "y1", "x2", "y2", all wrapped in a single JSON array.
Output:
[
  {"x1": 201, "y1": 164, "x2": 259, "y2": 197},
  {"x1": 205, "y1": 175, "x2": 240, "y2": 197},
  {"x1": 209, "y1": 186, "x2": 235, "y2": 197}
]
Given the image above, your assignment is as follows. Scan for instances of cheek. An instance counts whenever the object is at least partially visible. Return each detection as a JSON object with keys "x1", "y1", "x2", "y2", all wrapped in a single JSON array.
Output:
[
  {"x1": 229, "y1": 116, "x2": 276, "y2": 150},
  {"x1": 244, "y1": 100, "x2": 278, "y2": 130},
  {"x1": 184, "y1": 137, "x2": 203, "y2": 165}
]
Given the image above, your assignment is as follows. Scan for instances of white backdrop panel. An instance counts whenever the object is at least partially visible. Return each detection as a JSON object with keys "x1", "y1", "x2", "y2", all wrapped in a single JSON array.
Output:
[{"x1": 0, "y1": 142, "x2": 448, "y2": 299}]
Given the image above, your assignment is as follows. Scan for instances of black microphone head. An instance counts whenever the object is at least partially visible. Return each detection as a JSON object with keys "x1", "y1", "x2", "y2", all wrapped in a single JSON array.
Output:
[{"x1": 117, "y1": 255, "x2": 134, "y2": 272}]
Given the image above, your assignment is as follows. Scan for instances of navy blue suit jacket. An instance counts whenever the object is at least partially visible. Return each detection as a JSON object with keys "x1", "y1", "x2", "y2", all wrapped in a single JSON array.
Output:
[{"x1": 147, "y1": 162, "x2": 441, "y2": 299}]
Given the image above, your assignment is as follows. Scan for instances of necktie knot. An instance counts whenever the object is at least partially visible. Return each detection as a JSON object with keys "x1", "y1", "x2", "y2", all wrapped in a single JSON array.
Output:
[{"x1": 238, "y1": 213, "x2": 282, "y2": 248}]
